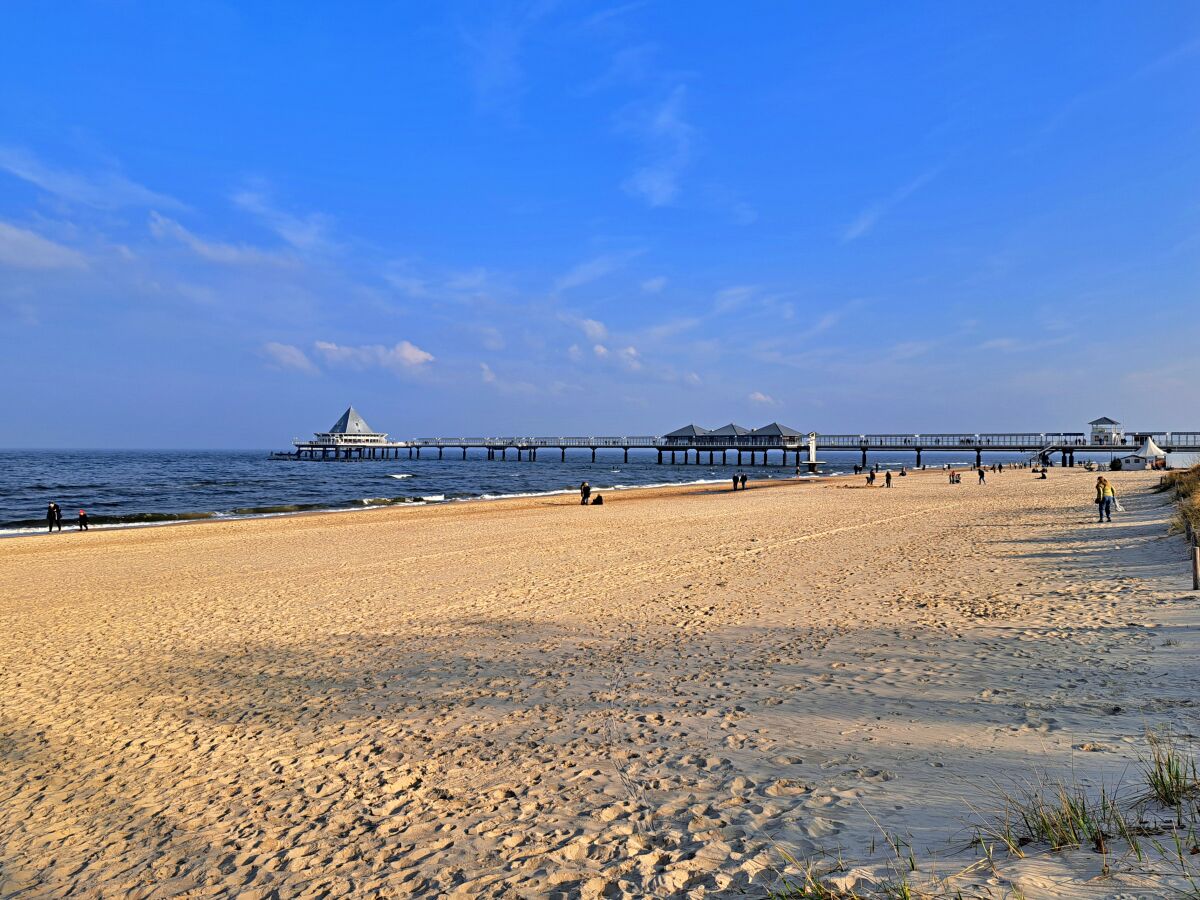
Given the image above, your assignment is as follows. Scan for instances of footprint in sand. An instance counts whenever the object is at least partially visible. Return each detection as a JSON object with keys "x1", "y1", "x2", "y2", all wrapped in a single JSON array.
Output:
[{"x1": 763, "y1": 778, "x2": 810, "y2": 798}]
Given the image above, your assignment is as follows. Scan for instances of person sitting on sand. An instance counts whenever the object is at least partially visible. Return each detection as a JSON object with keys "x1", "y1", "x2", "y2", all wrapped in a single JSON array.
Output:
[
  {"x1": 579, "y1": 481, "x2": 591, "y2": 505},
  {"x1": 1039, "y1": 469, "x2": 1048, "y2": 479},
  {"x1": 1095, "y1": 476, "x2": 1116, "y2": 523},
  {"x1": 591, "y1": 494, "x2": 603, "y2": 505}
]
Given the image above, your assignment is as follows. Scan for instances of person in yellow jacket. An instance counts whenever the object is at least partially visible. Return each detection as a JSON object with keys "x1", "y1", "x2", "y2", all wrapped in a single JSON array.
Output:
[{"x1": 1095, "y1": 476, "x2": 1116, "y2": 523}]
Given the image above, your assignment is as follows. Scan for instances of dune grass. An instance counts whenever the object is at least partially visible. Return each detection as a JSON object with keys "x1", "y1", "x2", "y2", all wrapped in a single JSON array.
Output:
[
  {"x1": 768, "y1": 731, "x2": 1200, "y2": 898},
  {"x1": 1158, "y1": 465, "x2": 1200, "y2": 539}
]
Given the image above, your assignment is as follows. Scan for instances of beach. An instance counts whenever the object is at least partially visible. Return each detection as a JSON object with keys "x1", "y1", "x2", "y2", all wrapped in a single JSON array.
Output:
[{"x1": 2, "y1": 467, "x2": 1197, "y2": 898}]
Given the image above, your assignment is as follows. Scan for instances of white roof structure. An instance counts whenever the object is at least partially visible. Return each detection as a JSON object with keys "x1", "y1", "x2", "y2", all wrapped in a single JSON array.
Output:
[{"x1": 1129, "y1": 436, "x2": 1166, "y2": 458}]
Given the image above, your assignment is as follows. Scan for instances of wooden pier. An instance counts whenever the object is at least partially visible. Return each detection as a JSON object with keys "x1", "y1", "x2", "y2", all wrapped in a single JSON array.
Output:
[{"x1": 284, "y1": 409, "x2": 1200, "y2": 469}]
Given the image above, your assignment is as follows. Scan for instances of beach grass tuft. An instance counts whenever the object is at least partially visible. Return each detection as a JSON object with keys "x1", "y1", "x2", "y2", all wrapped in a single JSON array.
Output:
[
  {"x1": 1142, "y1": 729, "x2": 1200, "y2": 814},
  {"x1": 1159, "y1": 465, "x2": 1200, "y2": 539}
]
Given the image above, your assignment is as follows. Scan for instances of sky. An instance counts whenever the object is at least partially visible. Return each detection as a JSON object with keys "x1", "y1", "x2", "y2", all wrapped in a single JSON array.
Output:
[{"x1": 1, "y1": 2, "x2": 1198, "y2": 448}]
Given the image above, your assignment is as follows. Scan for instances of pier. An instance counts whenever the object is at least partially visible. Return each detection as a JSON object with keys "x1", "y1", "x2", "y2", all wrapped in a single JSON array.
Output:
[{"x1": 284, "y1": 409, "x2": 1200, "y2": 470}]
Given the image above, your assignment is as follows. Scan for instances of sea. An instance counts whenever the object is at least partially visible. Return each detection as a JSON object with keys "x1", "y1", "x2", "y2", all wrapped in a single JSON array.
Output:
[{"x1": 0, "y1": 448, "x2": 1033, "y2": 537}]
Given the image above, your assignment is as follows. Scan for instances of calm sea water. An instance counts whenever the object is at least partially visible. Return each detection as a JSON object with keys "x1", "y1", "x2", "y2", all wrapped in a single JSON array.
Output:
[{"x1": 0, "y1": 448, "x2": 1029, "y2": 536}]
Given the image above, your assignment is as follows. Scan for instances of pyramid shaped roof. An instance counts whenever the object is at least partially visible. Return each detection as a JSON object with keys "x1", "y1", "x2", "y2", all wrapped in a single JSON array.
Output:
[
  {"x1": 1132, "y1": 436, "x2": 1166, "y2": 458},
  {"x1": 664, "y1": 424, "x2": 711, "y2": 438},
  {"x1": 752, "y1": 422, "x2": 805, "y2": 437},
  {"x1": 328, "y1": 406, "x2": 378, "y2": 434},
  {"x1": 1090, "y1": 416, "x2": 1121, "y2": 426},
  {"x1": 709, "y1": 423, "x2": 751, "y2": 436}
]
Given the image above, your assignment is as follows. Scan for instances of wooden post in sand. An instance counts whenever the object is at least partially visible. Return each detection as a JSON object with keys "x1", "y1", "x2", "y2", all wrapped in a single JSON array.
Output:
[{"x1": 1192, "y1": 543, "x2": 1199, "y2": 591}]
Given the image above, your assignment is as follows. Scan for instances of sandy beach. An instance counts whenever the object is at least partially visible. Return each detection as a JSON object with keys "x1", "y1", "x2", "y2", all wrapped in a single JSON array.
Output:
[{"x1": 2, "y1": 467, "x2": 1197, "y2": 898}]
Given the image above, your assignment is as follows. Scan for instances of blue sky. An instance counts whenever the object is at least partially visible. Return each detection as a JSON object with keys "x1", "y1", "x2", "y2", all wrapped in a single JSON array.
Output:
[{"x1": 1, "y1": 2, "x2": 1197, "y2": 448}]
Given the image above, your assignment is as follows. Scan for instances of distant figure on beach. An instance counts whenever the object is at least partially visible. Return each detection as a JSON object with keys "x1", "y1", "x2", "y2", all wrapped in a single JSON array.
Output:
[
  {"x1": 884, "y1": 471, "x2": 892, "y2": 488},
  {"x1": 977, "y1": 467, "x2": 986, "y2": 485},
  {"x1": 591, "y1": 494, "x2": 604, "y2": 506},
  {"x1": 1039, "y1": 469, "x2": 1048, "y2": 479},
  {"x1": 1095, "y1": 476, "x2": 1116, "y2": 523},
  {"x1": 866, "y1": 471, "x2": 875, "y2": 486},
  {"x1": 579, "y1": 481, "x2": 591, "y2": 505},
  {"x1": 731, "y1": 473, "x2": 739, "y2": 491},
  {"x1": 77, "y1": 509, "x2": 89, "y2": 531},
  {"x1": 739, "y1": 473, "x2": 748, "y2": 490},
  {"x1": 47, "y1": 502, "x2": 58, "y2": 533}
]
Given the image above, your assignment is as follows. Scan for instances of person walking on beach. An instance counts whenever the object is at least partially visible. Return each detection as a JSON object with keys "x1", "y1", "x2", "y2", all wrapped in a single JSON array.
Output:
[
  {"x1": 77, "y1": 509, "x2": 89, "y2": 531},
  {"x1": 1095, "y1": 476, "x2": 1116, "y2": 523},
  {"x1": 977, "y1": 467, "x2": 986, "y2": 485},
  {"x1": 739, "y1": 472, "x2": 748, "y2": 490},
  {"x1": 579, "y1": 481, "x2": 591, "y2": 505},
  {"x1": 47, "y1": 502, "x2": 58, "y2": 533},
  {"x1": 884, "y1": 470, "x2": 893, "y2": 488}
]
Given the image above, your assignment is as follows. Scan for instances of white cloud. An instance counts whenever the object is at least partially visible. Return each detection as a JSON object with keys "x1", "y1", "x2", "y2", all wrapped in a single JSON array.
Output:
[
  {"x1": 480, "y1": 362, "x2": 497, "y2": 383},
  {"x1": 555, "y1": 256, "x2": 622, "y2": 292},
  {"x1": 622, "y1": 85, "x2": 694, "y2": 207},
  {"x1": 979, "y1": 335, "x2": 1072, "y2": 353},
  {"x1": 617, "y1": 345, "x2": 642, "y2": 370},
  {"x1": 641, "y1": 276, "x2": 667, "y2": 293},
  {"x1": 843, "y1": 168, "x2": 939, "y2": 242},
  {"x1": 567, "y1": 344, "x2": 583, "y2": 361},
  {"x1": 0, "y1": 221, "x2": 87, "y2": 270},
  {"x1": 749, "y1": 391, "x2": 775, "y2": 405},
  {"x1": 149, "y1": 212, "x2": 294, "y2": 266},
  {"x1": 714, "y1": 284, "x2": 757, "y2": 313},
  {"x1": 0, "y1": 146, "x2": 182, "y2": 209},
  {"x1": 384, "y1": 273, "x2": 430, "y2": 297},
  {"x1": 593, "y1": 343, "x2": 609, "y2": 358},
  {"x1": 232, "y1": 189, "x2": 330, "y2": 251},
  {"x1": 314, "y1": 340, "x2": 434, "y2": 372},
  {"x1": 685, "y1": 372, "x2": 702, "y2": 386},
  {"x1": 262, "y1": 342, "x2": 318, "y2": 374},
  {"x1": 581, "y1": 318, "x2": 608, "y2": 341}
]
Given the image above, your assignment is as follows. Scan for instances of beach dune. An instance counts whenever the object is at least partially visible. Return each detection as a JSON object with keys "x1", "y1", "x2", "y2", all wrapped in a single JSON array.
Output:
[{"x1": 1, "y1": 469, "x2": 1196, "y2": 897}]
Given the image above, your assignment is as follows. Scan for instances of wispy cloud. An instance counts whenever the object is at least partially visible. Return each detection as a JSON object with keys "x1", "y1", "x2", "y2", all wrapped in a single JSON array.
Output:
[
  {"x1": 713, "y1": 284, "x2": 758, "y2": 313},
  {"x1": 641, "y1": 275, "x2": 667, "y2": 293},
  {"x1": 555, "y1": 254, "x2": 626, "y2": 292},
  {"x1": 149, "y1": 212, "x2": 295, "y2": 266},
  {"x1": 621, "y1": 85, "x2": 694, "y2": 207},
  {"x1": 0, "y1": 146, "x2": 182, "y2": 209},
  {"x1": 842, "y1": 168, "x2": 939, "y2": 242},
  {"x1": 0, "y1": 221, "x2": 87, "y2": 270},
  {"x1": 460, "y1": 3, "x2": 558, "y2": 120},
  {"x1": 748, "y1": 391, "x2": 775, "y2": 405},
  {"x1": 314, "y1": 340, "x2": 434, "y2": 372},
  {"x1": 262, "y1": 342, "x2": 318, "y2": 374},
  {"x1": 979, "y1": 335, "x2": 1072, "y2": 353},
  {"x1": 480, "y1": 362, "x2": 497, "y2": 383},
  {"x1": 233, "y1": 189, "x2": 331, "y2": 252}
]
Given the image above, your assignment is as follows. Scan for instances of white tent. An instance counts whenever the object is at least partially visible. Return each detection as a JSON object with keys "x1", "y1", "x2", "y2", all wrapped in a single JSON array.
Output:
[{"x1": 1120, "y1": 436, "x2": 1167, "y2": 470}]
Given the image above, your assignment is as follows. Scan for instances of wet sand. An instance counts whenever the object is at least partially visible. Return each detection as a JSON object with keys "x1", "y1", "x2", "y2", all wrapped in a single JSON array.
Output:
[{"x1": 1, "y1": 468, "x2": 1196, "y2": 898}]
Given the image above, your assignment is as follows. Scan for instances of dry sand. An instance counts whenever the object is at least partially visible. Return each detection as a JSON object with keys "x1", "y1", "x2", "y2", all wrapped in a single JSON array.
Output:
[{"x1": 1, "y1": 467, "x2": 1198, "y2": 898}]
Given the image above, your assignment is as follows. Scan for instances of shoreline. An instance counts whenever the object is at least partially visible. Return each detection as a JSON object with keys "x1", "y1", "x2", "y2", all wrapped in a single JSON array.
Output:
[{"x1": 0, "y1": 470, "x2": 847, "y2": 543}]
